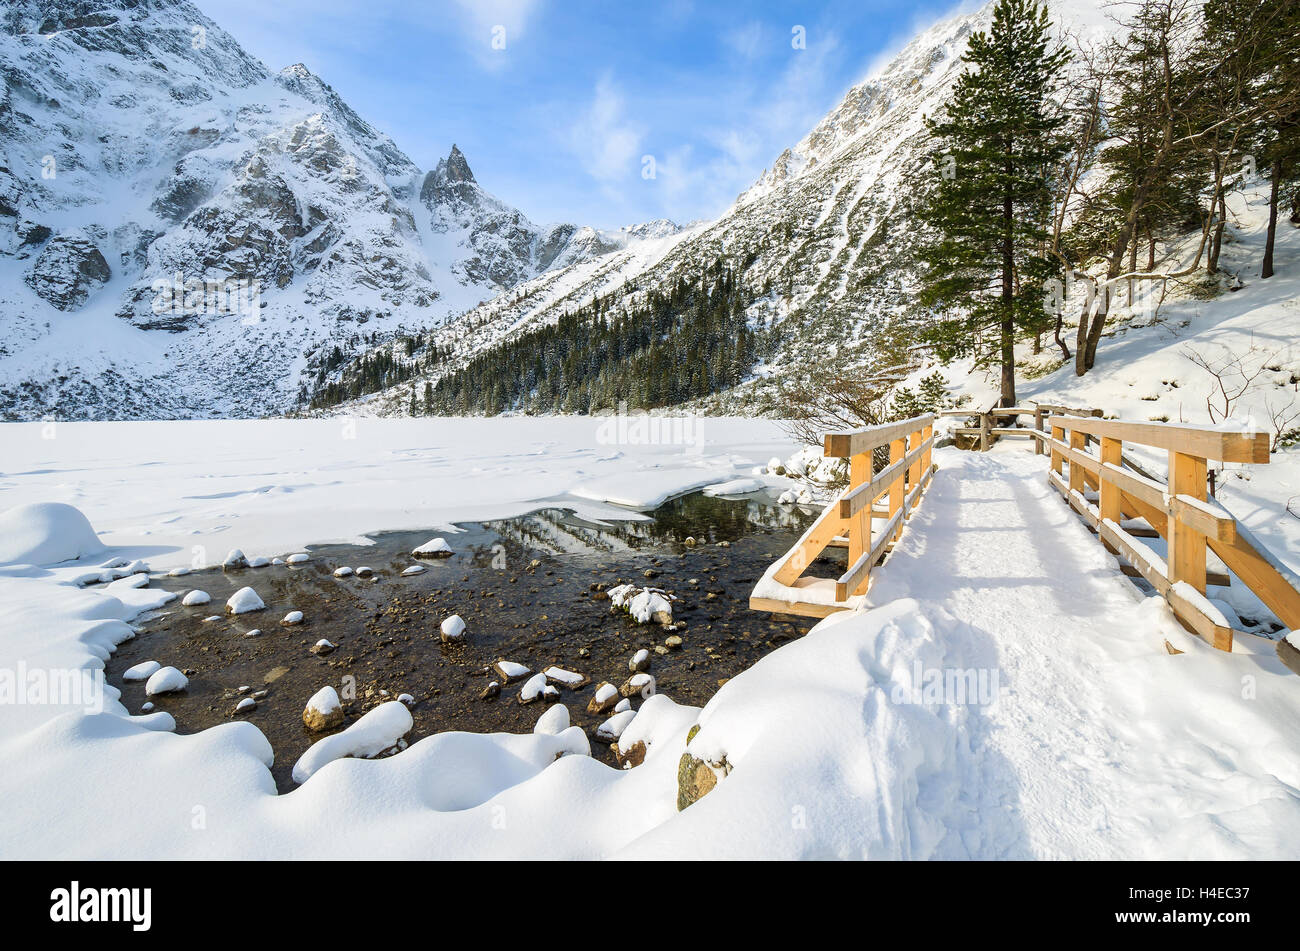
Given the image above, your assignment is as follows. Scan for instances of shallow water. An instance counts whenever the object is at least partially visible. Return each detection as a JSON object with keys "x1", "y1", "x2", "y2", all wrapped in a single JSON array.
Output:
[{"x1": 106, "y1": 492, "x2": 840, "y2": 792}]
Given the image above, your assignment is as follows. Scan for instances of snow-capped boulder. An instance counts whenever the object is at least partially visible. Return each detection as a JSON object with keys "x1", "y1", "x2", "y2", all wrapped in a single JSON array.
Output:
[
  {"x1": 333, "y1": 566, "x2": 354, "y2": 578},
  {"x1": 608, "y1": 584, "x2": 675, "y2": 625},
  {"x1": 440, "y1": 614, "x2": 466, "y2": 643},
  {"x1": 281, "y1": 610, "x2": 304, "y2": 626},
  {"x1": 587, "y1": 682, "x2": 620, "y2": 715},
  {"x1": 181, "y1": 590, "x2": 211, "y2": 606},
  {"x1": 596, "y1": 709, "x2": 636, "y2": 742},
  {"x1": 302, "y1": 685, "x2": 344, "y2": 731},
  {"x1": 492, "y1": 660, "x2": 530, "y2": 683},
  {"x1": 620, "y1": 673, "x2": 656, "y2": 699},
  {"x1": 412, "y1": 537, "x2": 453, "y2": 558},
  {"x1": 310, "y1": 638, "x2": 335, "y2": 655},
  {"x1": 235, "y1": 697, "x2": 256, "y2": 713},
  {"x1": 629, "y1": 648, "x2": 651, "y2": 672},
  {"x1": 225, "y1": 586, "x2": 265, "y2": 614},
  {"x1": 0, "y1": 502, "x2": 105, "y2": 566},
  {"x1": 543, "y1": 666, "x2": 589, "y2": 689},
  {"x1": 518, "y1": 673, "x2": 558, "y2": 704},
  {"x1": 145, "y1": 666, "x2": 188, "y2": 696},
  {"x1": 286, "y1": 553, "x2": 310, "y2": 564},
  {"x1": 401, "y1": 564, "x2": 426, "y2": 576},
  {"x1": 123, "y1": 660, "x2": 161, "y2": 682},
  {"x1": 222, "y1": 549, "x2": 248, "y2": 569}
]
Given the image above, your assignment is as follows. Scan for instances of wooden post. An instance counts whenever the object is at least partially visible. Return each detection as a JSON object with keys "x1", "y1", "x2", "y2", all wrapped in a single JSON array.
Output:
[
  {"x1": 979, "y1": 413, "x2": 991, "y2": 452},
  {"x1": 1068, "y1": 429, "x2": 1087, "y2": 495},
  {"x1": 921, "y1": 424, "x2": 933, "y2": 473},
  {"x1": 1098, "y1": 436, "x2": 1123, "y2": 553},
  {"x1": 848, "y1": 450, "x2": 871, "y2": 578},
  {"x1": 889, "y1": 437, "x2": 905, "y2": 540},
  {"x1": 907, "y1": 427, "x2": 924, "y2": 514},
  {"x1": 1034, "y1": 406, "x2": 1045, "y2": 455},
  {"x1": 1168, "y1": 450, "x2": 1208, "y2": 594},
  {"x1": 1050, "y1": 423, "x2": 1065, "y2": 475}
]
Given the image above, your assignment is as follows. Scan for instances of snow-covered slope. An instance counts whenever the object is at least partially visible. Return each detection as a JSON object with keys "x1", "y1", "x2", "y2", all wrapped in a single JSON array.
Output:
[
  {"x1": 333, "y1": 0, "x2": 1121, "y2": 417},
  {"x1": 0, "y1": 0, "x2": 647, "y2": 419}
]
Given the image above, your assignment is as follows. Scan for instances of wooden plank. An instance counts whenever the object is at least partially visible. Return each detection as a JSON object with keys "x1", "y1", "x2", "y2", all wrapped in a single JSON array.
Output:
[
  {"x1": 888, "y1": 437, "x2": 905, "y2": 539},
  {"x1": 1099, "y1": 437, "x2": 1123, "y2": 526},
  {"x1": 771, "y1": 495, "x2": 848, "y2": 585},
  {"x1": 907, "y1": 429, "x2": 923, "y2": 514},
  {"x1": 1050, "y1": 425, "x2": 1065, "y2": 475},
  {"x1": 824, "y1": 414, "x2": 935, "y2": 458},
  {"x1": 749, "y1": 596, "x2": 847, "y2": 619},
  {"x1": 1048, "y1": 415, "x2": 1269, "y2": 464},
  {"x1": 1068, "y1": 429, "x2": 1088, "y2": 494},
  {"x1": 1167, "y1": 585, "x2": 1234, "y2": 651},
  {"x1": 1208, "y1": 531, "x2": 1300, "y2": 630},
  {"x1": 847, "y1": 451, "x2": 871, "y2": 575}
]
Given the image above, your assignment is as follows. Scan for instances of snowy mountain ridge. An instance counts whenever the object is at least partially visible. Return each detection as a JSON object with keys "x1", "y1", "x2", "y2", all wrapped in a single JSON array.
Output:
[{"x1": 0, "y1": 0, "x2": 670, "y2": 419}]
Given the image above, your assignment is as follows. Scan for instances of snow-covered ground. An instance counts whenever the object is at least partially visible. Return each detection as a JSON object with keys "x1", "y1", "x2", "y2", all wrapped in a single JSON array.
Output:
[
  {"x1": 3, "y1": 430, "x2": 1298, "y2": 858},
  {"x1": 0, "y1": 416, "x2": 797, "y2": 573}
]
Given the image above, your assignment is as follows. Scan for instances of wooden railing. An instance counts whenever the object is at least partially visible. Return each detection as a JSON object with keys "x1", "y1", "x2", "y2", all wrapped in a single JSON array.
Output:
[
  {"x1": 1039, "y1": 414, "x2": 1300, "y2": 651},
  {"x1": 937, "y1": 402, "x2": 1100, "y2": 452},
  {"x1": 750, "y1": 414, "x2": 935, "y2": 618}
]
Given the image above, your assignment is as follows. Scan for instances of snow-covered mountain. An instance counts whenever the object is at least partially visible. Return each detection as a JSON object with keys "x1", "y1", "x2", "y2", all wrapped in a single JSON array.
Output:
[
  {"x1": 0, "y1": 0, "x2": 660, "y2": 419},
  {"x1": 334, "y1": 0, "x2": 1118, "y2": 417}
]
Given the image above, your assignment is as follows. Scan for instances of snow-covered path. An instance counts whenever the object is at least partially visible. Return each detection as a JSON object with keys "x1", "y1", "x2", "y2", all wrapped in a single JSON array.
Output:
[{"x1": 855, "y1": 446, "x2": 1300, "y2": 859}]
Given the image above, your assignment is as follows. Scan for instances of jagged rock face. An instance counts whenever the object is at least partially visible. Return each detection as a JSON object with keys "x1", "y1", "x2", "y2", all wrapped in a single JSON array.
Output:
[
  {"x1": 25, "y1": 231, "x2": 111, "y2": 310},
  {"x1": 419, "y1": 144, "x2": 596, "y2": 291}
]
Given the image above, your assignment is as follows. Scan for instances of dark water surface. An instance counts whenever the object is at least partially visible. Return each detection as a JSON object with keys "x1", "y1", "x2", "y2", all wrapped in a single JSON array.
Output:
[{"x1": 106, "y1": 492, "x2": 838, "y2": 792}]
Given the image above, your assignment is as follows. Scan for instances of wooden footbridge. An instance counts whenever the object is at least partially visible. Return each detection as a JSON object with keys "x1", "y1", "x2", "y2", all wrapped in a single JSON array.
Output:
[{"x1": 752, "y1": 405, "x2": 1300, "y2": 658}]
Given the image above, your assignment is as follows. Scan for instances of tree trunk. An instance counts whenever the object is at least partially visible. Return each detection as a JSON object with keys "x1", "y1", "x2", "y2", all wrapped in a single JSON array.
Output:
[
  {"x1": 1263, "y1": 155, "x2": 1280, "y2": 279},
  {"x1": 1208, "y1": 154, "x2": 1224, "y2": 275},
  {"x1": 1001, "y1": 167, "x2": 1016, "y2": 407}
]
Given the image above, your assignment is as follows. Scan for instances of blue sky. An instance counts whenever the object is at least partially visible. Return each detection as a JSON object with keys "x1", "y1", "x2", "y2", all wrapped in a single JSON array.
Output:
[{"x1": 196, "y1": 0, "x2": 969, "y2": 230}]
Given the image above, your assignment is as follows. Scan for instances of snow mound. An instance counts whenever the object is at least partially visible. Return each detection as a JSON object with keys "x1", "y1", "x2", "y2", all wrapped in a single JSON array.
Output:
[
  {"x1": 0, "y1": 503, "x2": 105, "y2": 566},
  {"x1": 533, "y1": 704, "x2": 570, "y2": 735},
  {"x1": 181, "y1": 590, "x2": 211, "y2": 606},
  {"x1": 292, "y1": 701, "x2": 413, "y2": 784}
]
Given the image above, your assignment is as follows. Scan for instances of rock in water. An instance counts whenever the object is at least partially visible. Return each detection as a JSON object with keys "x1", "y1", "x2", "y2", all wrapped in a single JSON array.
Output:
[
  {"x1": 412, "y1": 537, "x2": 453, "y2": 558},
  {"x1": 181, "y1": 590, "x2": 211, "y2": 606},
  {"x1": 302, "y1": 685, "x2": 344, "y2": 731},
  {"x1": 587, "y1": 682, "x2": 620, "y2": 715},
  {"x1": 225, "y1": 586, "x2": 265, "y2": 614},
  {"x1": 440, "y1": 614, "x2": 466, "y2": 643},
  {"x1": 222, "y1": 548, "x2": 248, "y2": 569}
]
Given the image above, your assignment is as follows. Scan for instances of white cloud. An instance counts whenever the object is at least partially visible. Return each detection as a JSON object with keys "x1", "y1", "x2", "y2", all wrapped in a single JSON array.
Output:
[
  {"x1": 448, "y1": 0, "x2": 542, "y2": 66},
  {"x1": 567, "y1": 76, "x2": 646, "y2": 192},
  {"x1": 723, "y1": 21, "x2": 765, "y2": 60}
]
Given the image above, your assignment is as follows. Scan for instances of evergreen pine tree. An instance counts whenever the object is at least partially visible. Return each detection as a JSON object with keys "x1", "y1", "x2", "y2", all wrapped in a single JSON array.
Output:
[{"x1": 914, "y1": 0, "x2": 1071, "y2": 406}]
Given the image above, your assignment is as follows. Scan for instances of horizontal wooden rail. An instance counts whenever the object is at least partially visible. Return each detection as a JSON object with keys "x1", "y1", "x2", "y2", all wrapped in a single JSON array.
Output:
[
  {"x1": 1049, "y1": 415, "x2": 1269, "y2": 464},
  {"x1": 824, "y1": 414, "x2": 935, "y2": 459}
]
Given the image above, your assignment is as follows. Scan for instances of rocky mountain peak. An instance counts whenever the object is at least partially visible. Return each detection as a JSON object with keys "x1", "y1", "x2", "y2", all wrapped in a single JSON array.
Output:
[{"x1": 441, "y1": 145, "x2": 476, "y2": 185}]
